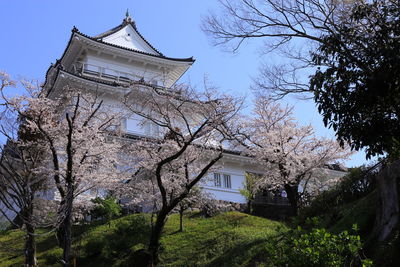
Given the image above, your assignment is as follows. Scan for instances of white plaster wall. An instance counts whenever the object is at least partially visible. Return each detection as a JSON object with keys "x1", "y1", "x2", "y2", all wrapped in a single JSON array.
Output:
[
  {"x1": 125, "y1": 116, "x2": 161, "y2": 137},
  {"x1": 203, "y1": 187, "x2": 247, "y2": 203},
  {"x1": 103, "y1": 25, "x2": 157, "y2": 55},
  {"x1": 96, "y1": 94, "x2": 164, "y2": 138},
  {"x1": 201, "y1": 161, "x2": 260, "y2": 204}
]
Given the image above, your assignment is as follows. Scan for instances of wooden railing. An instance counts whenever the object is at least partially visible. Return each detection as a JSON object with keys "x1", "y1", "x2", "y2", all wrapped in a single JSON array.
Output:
[
  {"x1": 73, "y1": 62, "x2": 160, "y2": 86},
  {"x1": 252, "y1": 195, "x2": 290, "y2": 206}
]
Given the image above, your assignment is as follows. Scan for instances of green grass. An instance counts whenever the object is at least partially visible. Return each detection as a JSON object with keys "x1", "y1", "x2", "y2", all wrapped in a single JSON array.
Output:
[
  {"x1": 0, "y1": 227, "x2": 60, "y2": 266},
  {"x1": 161, "y1": 212, "x2": 286, "y2": 266},
  {"x1": 0, "y1": 212, "x2": 287, "y2": 267}
]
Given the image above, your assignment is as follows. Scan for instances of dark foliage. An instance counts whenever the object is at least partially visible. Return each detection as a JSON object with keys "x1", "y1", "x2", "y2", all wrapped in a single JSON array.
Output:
[
  {"x1": 82, "y1": 214, "x2": 151, "y2": 264},
  {"x1": 374, "y1": 225, "x2": 400, "y2": 267},
  {"x1": 311, "y1": 0, "x2": 400, "y2": 158},
  {"x1": 299, "y1": 166, "x2": 377, "y2": 224}
]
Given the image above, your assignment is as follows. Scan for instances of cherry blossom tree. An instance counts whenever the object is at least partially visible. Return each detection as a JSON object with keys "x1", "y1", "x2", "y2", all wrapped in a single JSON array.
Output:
[
  {"x1": 0, "y1": 72, "x2": 52, "y2": 267},
  {"x1": 0, "y1": 71, "x2": 123, "y2": 267},
  {"x1": 120, "y1": 83, "x2": 242, "y2": 265},
  {"x1": 240, "y1": 96, "x2": 352, "y2": 214}
]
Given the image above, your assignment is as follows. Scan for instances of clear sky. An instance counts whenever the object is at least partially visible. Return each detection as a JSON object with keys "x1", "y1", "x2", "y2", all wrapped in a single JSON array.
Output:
[{"x1": 0, "y1": 0, "x2": 371, "y2": 167}]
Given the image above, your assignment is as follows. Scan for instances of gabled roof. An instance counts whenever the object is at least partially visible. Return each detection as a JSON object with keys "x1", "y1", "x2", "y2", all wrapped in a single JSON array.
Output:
[
  {"x1": 71, "y1": 28, "x2": 195, "y2": 63},
  {"x1": 93, "y1": 15, "x2": 163, "y2": 56}
]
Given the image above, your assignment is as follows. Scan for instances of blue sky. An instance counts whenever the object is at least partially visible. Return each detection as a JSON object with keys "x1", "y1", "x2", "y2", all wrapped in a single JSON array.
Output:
[{"x1": 0, "y1": 0, "x2": 371, "y2": 167}]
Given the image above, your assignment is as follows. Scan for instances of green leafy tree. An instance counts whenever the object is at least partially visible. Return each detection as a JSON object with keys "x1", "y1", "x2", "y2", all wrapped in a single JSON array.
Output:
[
  {"x1": 239, "y1": 173, "x2": 259, "y2": 213},
  {"x1": 205, "y1": 0, "x2": 400, "y2": 158},
  {"x1": 310, "y1": 1, "x2": 400, "y2": 159},
  {"x1": 309, "y1": 0, "x2": 400, "y2": 241},
  {"x1": 91, "y1": 196, "x2": 122, "y2": 227}
]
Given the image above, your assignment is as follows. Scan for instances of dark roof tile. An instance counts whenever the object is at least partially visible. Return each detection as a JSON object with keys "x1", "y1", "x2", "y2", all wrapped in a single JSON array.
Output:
[{"x1": 76, "y1": 30, "x2": 194, "y2": 62}]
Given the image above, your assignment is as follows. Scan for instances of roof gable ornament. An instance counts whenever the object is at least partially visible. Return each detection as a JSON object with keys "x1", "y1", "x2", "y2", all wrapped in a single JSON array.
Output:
[{"x1": 123, "y1": 9, "x2": 135, "y2": 27}]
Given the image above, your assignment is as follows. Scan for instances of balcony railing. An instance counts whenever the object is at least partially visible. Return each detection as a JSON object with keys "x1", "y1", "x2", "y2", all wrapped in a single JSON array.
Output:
[
  {"x1": 73, "y1": 62, "x2": 160, "y2": 86},
  {"x1": 71, "y1": 62, "x2": 186, "y2": 98},
  {"x1": 252, "y1": 195, "x2": 290, "y2": 206}
]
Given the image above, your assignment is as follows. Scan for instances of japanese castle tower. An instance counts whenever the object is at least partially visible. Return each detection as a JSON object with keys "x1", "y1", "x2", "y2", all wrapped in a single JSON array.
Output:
[{"x1": 43, "y1": 12, "x2": 194, "y2": 99}]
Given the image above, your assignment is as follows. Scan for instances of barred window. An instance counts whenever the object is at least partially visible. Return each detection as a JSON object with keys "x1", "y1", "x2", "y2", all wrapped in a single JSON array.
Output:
[
  {"x1": 223, "y1": 174, "x2": 231, "y2": 188},
  {"x1": 214, "y1": 173, "x2": 231, "y2": 188},
  {"x1": 214, "y1": 173, "x2": 221, "y2": 187}
]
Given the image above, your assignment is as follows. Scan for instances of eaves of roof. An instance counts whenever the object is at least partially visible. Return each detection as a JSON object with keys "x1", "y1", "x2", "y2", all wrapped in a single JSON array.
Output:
[
  {"x1": 122, "y1": 133, "x2": 249, "y2": 158},
  {"x1": 46, "y1": 67, "x2": 197, "y2": 103},
  {"x1": 73, "y1": 27, "x2": 195, "y2": 63}
]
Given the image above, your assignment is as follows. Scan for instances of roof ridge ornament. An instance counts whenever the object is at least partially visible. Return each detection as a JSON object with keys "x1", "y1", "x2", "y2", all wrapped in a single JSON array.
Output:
[{"x1": 124, "y1": 8, "x2": 135, "y2": 27}]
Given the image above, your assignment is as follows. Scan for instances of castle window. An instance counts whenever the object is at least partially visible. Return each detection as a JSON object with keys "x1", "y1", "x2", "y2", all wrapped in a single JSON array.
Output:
[
  {"x1": 214, "y1": 173, "x2": 231, "y2": 188},
  {"x1": 214, "y1": 173, "x2": 221, "y2": 187},
  {"x1": 223, "y1": 174, "x2": 231, "y2": 188}
]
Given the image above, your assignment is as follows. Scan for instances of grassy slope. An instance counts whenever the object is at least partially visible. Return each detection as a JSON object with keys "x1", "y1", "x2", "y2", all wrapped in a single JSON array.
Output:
[
  {"x1": 328, "y1": 190, "x2": 377, "y2": 236},
  {"x1": 314, "y1": 189, "x2": 400, "y2": 266},
  {"x1": 161, "y1": 212, "x2": 286, "y2": 266},
  {"x1": 0, "y1": 212, "x2": 287, "y2": 267}
]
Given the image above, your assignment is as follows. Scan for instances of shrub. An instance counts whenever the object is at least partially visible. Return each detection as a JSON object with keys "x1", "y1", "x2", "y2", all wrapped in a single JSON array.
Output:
[
  {"x1": 102, "y1": 215, "x2": 151, "y2": 258},
  {"x1": 201, "y1": 202, "x2": 220, "y2": 217},
  {"x1": 43, "y1": 248, "x2": 63, "y2": 265},
  {"x1": 84, "y1": 236, "x2": 105, "y2": 257},
  {"x1": 90, "y1": 196, "x2": 122, "y2": 224},
  {"x1": 265, "y1": 226, "x2": 372, "y2": 266},
  {"x1": 300, "y1": 166, "x2": 376, "y2": 222}
]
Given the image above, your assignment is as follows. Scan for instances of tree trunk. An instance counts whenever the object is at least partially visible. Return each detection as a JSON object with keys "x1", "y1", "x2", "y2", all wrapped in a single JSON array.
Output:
[
  {"x1": 61, "y1": 214, "x2": 72, "y2": 267},
  {"x1": 57, "y1": 188, "x2": 74, "y2": 267},
  {"x1": 373, "y1": 160, "x2": 400, "y2": 242},
  {"x1": 179, "y1": 206, "x2": 184, "y2": 232},
  {"x1": 24, "y1": 200, "x2": 37, "y2": 267},
  {"x1": 284, "y1": 184, "x2": 299, "y2": 215},
  {"x1": 148, "y1": 208, "x2": 169, "y2": 266},
  {"x1": 25, "y1": 223, "x2": 36, "y2": 267},
  {"x1": 247, "y1": 200, "x2": 252, "y2": 214},
  {"x1": 22, "y1": 195, "x2": 37, "y2": 267}
]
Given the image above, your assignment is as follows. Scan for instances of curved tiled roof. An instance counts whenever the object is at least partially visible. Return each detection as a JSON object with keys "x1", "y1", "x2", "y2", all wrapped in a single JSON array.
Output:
[
  {"x1": 73, "y1": 27, "x2": 195, "y2": 63},
  {"x1": 72, "y1": 27, "x2": 195, "y2": 63}
]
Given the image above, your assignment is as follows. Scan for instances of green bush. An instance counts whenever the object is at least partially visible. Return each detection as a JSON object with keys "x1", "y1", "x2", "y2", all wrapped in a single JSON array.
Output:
[
  {"x1": 102, "y1": 215, "x2": 151, "y2": 258},
  {"x1": 43, "y1": 248, "x2": 63, "y2": 265},
  {"x1": 91, "y1": 196, "x2": 122, "y2": 224},
  {"x1": 84, "y1": 236, "x2": 105, "y2": 257},
  {"x1": 300, "y1": 167, "x2": 376, "y2": 223},
  {"x1": 265, "y1": 226, "x2": 372, "y2": 266}
]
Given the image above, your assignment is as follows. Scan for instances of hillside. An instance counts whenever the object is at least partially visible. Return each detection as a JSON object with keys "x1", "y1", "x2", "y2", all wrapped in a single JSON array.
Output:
[
  {"x1": 327, "y1": 191, "x2": 399, "y2": 267},
  {"x1": 0, "y1": 212, "x2": 287, "y2": 266}
]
